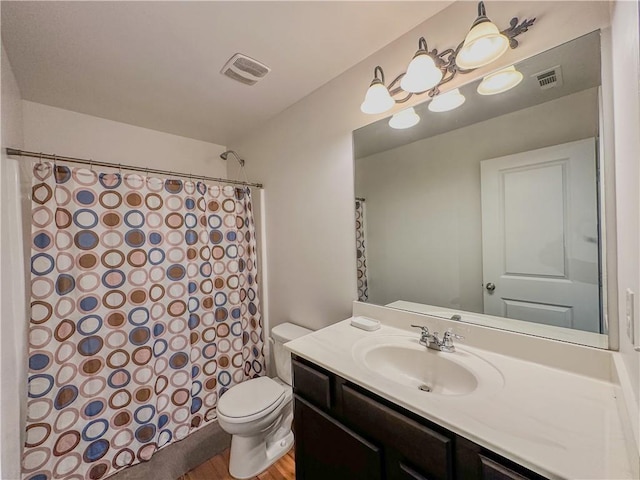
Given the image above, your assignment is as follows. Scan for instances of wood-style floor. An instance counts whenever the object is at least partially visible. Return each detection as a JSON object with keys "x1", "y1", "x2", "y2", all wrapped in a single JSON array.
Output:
[{"x1": 179, "y1": 448, "x2": 295, "y2": 480}]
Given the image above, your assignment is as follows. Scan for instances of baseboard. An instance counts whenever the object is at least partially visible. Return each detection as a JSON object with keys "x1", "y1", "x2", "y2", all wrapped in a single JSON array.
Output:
[{"x1": 109, "y1": 420, "x2": 231, "y2": 480}]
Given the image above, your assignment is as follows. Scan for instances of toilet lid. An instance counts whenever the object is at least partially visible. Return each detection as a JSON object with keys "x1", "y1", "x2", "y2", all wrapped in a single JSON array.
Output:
[{"x1": 217, "y1": 377, "x2": 286, "y2": 419}]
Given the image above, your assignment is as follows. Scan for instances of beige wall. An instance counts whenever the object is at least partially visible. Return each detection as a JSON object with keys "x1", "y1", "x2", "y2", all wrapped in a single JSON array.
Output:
[
  {"x1": 356, "y1": 88, "x2": 599, "y2": 311},
  {"x1": 231, "y1": 1, "x2": 611, "y2": 333},
  {"x1": 1, "y1": 43, "x2": 26, "y2": 480},
  {"x1": 22, "y1": 101, "x2": 228, "y2": 176},
  {"x1": 610, "y1": 0, "x2": 640, "y2": 441}
]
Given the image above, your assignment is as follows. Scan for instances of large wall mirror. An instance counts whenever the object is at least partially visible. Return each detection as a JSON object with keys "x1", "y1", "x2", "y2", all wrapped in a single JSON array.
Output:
[{"x1": 354, "y1": 31, "x2": 609, "y2": 348}]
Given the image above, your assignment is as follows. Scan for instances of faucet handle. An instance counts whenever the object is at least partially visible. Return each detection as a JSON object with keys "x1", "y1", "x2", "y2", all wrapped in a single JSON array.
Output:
[
  {"x1": 411, "y1": 324, "x2": 429, "y2": 332},
  {"x1": 411, "y1": 325, "x2": 431, "y2": 345},
  {"x1": 443, "y1": 328, "x2": 464, "y2": 346}
]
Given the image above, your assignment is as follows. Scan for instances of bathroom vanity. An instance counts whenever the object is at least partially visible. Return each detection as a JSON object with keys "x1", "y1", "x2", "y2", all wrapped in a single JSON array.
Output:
[
  {"x1": 292, "y1": 356, "x2": 546, "y2": 480},
  {"x1": 285, "y1": 307, "x2": 637, "y2": 480}
]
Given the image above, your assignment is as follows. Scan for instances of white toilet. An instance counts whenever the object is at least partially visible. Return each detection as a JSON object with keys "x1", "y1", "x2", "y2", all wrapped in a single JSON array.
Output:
[{"x1": 217, "y1": 322, "x2": 311, "y2": 479}]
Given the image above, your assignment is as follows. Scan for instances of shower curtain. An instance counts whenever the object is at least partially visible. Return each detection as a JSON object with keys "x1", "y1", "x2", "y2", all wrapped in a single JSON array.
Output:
[
  {"x1": 355, "y1": 199, "x2": 368, "y2": 302},
  {"x1": 22, "y1": 163, "x2": 264, "y2": 480}
]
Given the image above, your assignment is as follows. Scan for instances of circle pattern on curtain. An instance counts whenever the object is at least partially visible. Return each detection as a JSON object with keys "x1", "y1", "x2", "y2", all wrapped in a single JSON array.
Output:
[{"x1": 23, "y1": 163, "x2": 264, "y2": 480}]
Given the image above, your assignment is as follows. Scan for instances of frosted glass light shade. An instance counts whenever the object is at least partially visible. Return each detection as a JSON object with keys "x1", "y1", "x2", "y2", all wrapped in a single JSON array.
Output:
[
  {"x1": 360, "y1": 81, "x2": 395, "y2": 114},
  {"x1": 400, "y1": 53, "x2": 443, "y2": 93},
  {"x1": 428, "y1": 88, "x2": 466, "y2": 112},
  {"x1": 389, "y1": 107, "x2": 420, "y2": 129},
  {"x1": 477, "y1": 65, "x2": 523, "y2": 95},
  {"x1": 457, "y1": 21, "x2": 509, "y2": 70}
]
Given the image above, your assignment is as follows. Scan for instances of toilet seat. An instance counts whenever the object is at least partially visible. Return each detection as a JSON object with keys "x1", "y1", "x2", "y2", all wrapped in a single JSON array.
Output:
[{"x1": 217, "y1": 377, "x2": 286, "y2": 424}]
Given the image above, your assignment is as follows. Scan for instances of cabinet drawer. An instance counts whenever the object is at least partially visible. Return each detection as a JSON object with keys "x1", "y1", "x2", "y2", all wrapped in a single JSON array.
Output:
[
  {"x1": 341, "y1": 384, "x2": 453, "y2": 480},
  {"x1": 480, "y1": 455, "x2": 531, "y2": 480},
  {"x1": 456, "y1": 437, "x2": 548, "y2": 480},
  {"x1": 292, "y1": 358, "x2": 332, "y2": 410}
]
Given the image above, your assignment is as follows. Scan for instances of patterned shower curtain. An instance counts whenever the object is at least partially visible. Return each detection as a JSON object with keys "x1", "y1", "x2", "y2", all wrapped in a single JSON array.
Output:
[
  {"x1": 22, "y1": 163, "x2": 264, "y2": 480},
  {"x1": 355, "y1": 199, "x2": 368, "y2": 302}
]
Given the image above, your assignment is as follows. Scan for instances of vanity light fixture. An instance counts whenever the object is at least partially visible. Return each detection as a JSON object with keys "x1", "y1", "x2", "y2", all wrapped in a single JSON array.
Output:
[
  {"x1": 360, "y1": 66, "x2": 395, "y2": 114},
  {"x1": 360, "y1": 2, "x2": 535, "y2": 113},
  {"x1": 389, "y1": 107, "x2": 420, "y2": 129},
  {"x1": 400, "y1": 38, "x2": 444, "y2": 93},
  {"x1": 477, "y1": 65, "x2": 523, "y2": 95},
  {"x1": 428, "y1": 88, "x2": 466, "y2": 112},
  {"x1": 456, "y1": 2, "x2": 509, "y2": 70}
]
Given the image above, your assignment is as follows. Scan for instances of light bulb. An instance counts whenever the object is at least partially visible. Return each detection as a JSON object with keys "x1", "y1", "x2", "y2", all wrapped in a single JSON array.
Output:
[
  {"x1": 400, "y1": 53, "x2": 443, "y2": 93},
  {"x1": 389, "y1": 107, "x2": 420, "y2": 129},
  {"x1": 428, "y1": 88, "x2": 466, "y2": 112},
  {"x1": 477, "y1": 65, "x2": 523, "y2": 95},
  {"x1": 360, "y1": 81, "x2": 395, "y2": 114}
]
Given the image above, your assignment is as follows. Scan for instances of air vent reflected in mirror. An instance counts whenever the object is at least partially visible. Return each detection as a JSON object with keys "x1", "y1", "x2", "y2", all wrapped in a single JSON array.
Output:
[{"x1": 533, "y1": 65, "x2": 563, "y2": 90}]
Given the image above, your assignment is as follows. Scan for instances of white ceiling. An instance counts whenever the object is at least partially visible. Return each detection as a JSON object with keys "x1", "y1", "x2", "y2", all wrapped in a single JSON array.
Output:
[{"x1": 1, "y1": 1, "x2": 451, "y2": 146}]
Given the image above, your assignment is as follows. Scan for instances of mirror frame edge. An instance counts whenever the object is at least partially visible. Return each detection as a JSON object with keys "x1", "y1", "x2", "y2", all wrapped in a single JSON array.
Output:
[{"x1": 599, "y1": 26, "x2": 619, "y2": 351}]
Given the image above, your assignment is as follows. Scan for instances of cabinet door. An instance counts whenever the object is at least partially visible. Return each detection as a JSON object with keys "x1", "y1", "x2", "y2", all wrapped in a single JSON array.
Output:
[{"x1": 294, "y1": 395, "x2": 383, "y2": 480}]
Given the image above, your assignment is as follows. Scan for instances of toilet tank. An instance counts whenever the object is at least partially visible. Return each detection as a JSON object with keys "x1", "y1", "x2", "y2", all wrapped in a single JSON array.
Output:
[{"x1": 271, "y1": 322, "x2": 312, "y2": 385}]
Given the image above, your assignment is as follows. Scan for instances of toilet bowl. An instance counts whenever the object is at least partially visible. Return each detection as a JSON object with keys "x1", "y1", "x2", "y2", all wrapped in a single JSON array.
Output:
[{"x1": 217, "y1": 322, "x2": 311, "y2": 479}]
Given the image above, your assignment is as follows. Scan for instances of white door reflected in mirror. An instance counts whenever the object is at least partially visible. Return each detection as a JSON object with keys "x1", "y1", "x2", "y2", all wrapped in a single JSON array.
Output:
[{"x1": 480, "y1": 139, "x2": 600, "y2": 333}]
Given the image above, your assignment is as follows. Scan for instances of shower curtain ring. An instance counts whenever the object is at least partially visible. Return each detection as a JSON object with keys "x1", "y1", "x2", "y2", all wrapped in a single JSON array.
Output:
[
  {"x1": 118, "y1": 163, "x2": 122, "y2": 175},
  {"x1": 38, "y1": 153, "x2": 43, "y2": 165},
  {"x1": 89, "y1": 159, "x2": 94, "y2": 171}
]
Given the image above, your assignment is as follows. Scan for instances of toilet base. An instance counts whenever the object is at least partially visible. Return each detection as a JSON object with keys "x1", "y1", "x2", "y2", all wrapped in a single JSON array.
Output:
[{"x1": 228, "y1": 429, "x2": 294, "y2": 479}]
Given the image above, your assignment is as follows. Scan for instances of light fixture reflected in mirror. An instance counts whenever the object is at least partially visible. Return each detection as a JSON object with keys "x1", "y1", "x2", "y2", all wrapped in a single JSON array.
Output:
[
  {"x1": 477, "y1": 65, "x2": 523, "y2": 95},
  {"x1": 457, "y1": 1, "x2": 509, "y2": 70},
  {"x1": 360, "y1": 66, "x2": 395, "y2": 114},
  {"x1": 389, "y1": 107, "x2": 420, "y2": 129},
  {"x1": 428, "y1": 88, "x2": 466, "y2": 112},
  {"x1": 400, "y1": 38, "x2": 443, "y2": 93}
]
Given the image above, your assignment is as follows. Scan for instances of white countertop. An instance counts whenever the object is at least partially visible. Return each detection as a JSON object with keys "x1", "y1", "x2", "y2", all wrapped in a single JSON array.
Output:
[{"x1": 285, "y1": 318, "x2": 636, "y2": 480}]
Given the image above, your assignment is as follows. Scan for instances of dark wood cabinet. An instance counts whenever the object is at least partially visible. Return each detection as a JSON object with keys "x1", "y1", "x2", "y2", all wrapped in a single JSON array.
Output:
[
  {"x1": 455, "y1": 438, "x2": 547, "y2": 480},
  {"x1": 294, "y1": 396, "x2": 383, "y2": 480},
  {"x1": 292, "y1": 356, "x2": 548, "y2": 480}
]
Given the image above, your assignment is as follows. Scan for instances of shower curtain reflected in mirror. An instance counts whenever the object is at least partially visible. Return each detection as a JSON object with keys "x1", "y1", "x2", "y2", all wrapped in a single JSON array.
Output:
[
  {"x1": 23, "y1": 163, "x2": 263, "y2": 480},
  {"x1": 355, "y1": 199, "x2": 368, "y2": 302}
]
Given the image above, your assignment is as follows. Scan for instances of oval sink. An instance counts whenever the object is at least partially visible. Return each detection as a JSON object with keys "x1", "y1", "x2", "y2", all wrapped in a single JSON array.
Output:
[{"x1": 352, "y1": 335, "x2": 504, "y2": 397}]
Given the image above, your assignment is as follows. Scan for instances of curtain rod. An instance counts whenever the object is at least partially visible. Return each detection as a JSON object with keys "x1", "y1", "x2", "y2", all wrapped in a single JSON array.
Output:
[{"x1": 5, "y1": 148, "x2": 264, "y2": 189}]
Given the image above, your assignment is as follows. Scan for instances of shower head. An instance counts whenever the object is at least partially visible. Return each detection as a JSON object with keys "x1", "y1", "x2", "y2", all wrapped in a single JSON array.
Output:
[{"x1": 220, "y1": 150, "x2": 245, "y2": 167}]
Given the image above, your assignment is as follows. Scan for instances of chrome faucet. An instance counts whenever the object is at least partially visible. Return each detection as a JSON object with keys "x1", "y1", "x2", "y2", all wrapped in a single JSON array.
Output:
[{"x1": 411, "y1": 326, "x2": 464, "y2": 353}]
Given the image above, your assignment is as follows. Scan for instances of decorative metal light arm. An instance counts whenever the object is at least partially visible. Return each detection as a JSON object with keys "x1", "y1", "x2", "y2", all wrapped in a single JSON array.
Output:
[
  {"x1": 373, "y1": 65, "x2": 385, "y2": 85},
  {"x1": 365, "y1": 3, "x2": 536, "y2": 109},
  {"x1": 501, "y1": 17, "x2": 537, "y2": 49}
]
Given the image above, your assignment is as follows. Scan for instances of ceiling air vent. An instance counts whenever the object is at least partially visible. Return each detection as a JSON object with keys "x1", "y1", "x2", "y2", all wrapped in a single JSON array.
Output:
[
  {"x1": 220, "y1": 53, "x2": 271, "y2": 86},
  {"x1": 532, "y1": 65, "x2": 563, "y2": 90}
]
